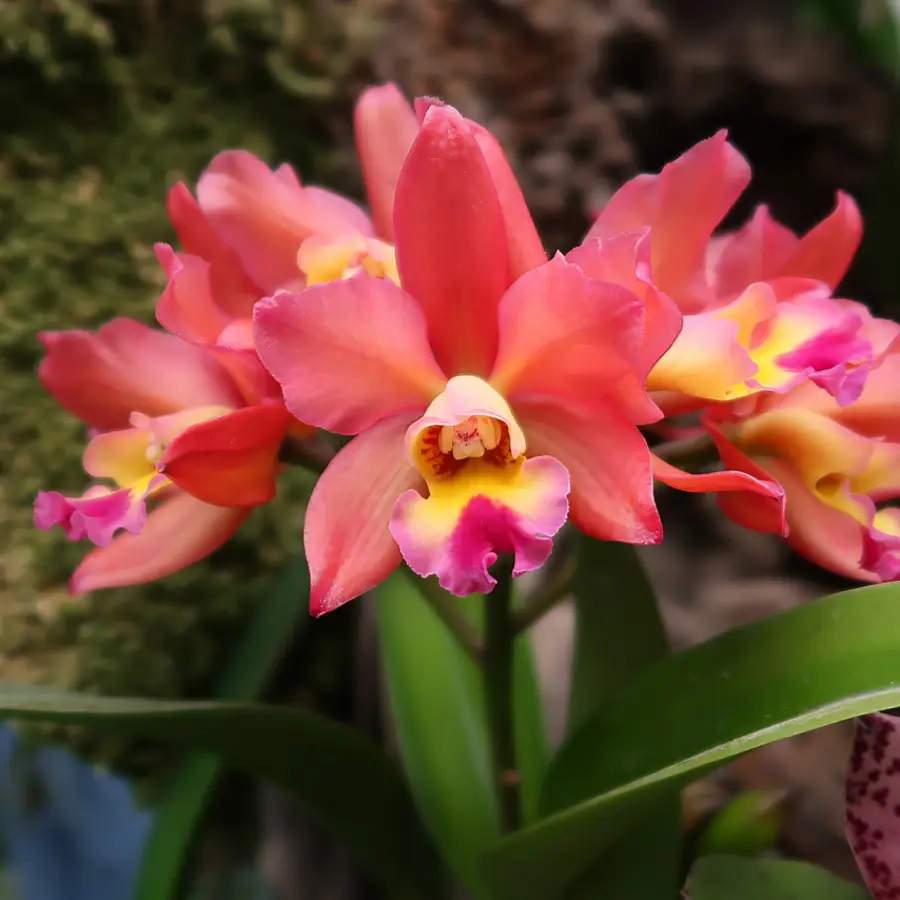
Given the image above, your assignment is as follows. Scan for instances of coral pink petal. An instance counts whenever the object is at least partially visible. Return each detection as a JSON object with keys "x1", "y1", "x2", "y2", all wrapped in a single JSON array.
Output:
[
  {"x1": 566, "y1": 232, "x2": 682, "y2": 378},
  {"x1": 393, "y1": 104, "x2": 511, "y2": 376},
  {"x1": 305, "y1": 413, "x2": 424, "y2": 615},
  {"x1": 846, "y1": 712, "x2": 900, "y2": 900},
  {"x1": 70, "y1": 491, "x2": 250, "y2": 593},
  {"x1": 155, "y1": 245, "x2": 233, "y2": 345},
  {"x1": 160, "y1": 404, "x2": 290, "y2": 507},
  {"x1": 354, "y1": 83, "x2": 419, "y2": 241},
  {"x1": 38, "y1": 319, "x2": 243, "y2": 431},
  {"x1": 166, "y1": 182, "x2": 264, "y2": 311},
  {"x1": 517, "y1": 399, "x2": 662, "y2": 544},
  {"x1": 651, "y1": 454, "x2": 786, "y2": 535},
  {"x1": 781, "y1": 192, "x2": 862, "y2": 290},
  {"x1": 196, "y1": 150, "x2": 373, "y2": 293},
  {"x1": 492, "y1": 254, "x2": 660, "y2": 426},
  {"x1": 468, "y1": 120, "x2": 546, "y2": 279},
  {"x1": 588, "y1": 130, "x2": 751, "y2": 310},
  {"x1": 253, "y1": 276, "x2": 445, "y2": 434},
  {"x1": 390, "y1": 455, "x2": 570, "y2": 596},
  {"x1": 710, "y1": 205, "x2": 797, "y2": 299}
]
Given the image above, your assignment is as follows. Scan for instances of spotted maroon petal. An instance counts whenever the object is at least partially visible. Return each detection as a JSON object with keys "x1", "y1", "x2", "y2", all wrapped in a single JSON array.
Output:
[{"x1": 846, "y1": 712, "x2": 900, "y2": 899}]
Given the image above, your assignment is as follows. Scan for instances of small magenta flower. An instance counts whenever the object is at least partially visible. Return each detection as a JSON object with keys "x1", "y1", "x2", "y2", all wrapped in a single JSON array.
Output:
[{"x1": 33, "y1": 319, "x2": 292, "y2": 593}]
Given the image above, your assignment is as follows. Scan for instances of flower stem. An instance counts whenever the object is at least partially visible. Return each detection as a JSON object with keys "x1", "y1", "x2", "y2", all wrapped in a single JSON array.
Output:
[
  {"x1": 412, "y1": 572, "x2": 484, "y2": 664},
  {"x1": 484, "y1": 556, "x2": 522, "y2": 834}
]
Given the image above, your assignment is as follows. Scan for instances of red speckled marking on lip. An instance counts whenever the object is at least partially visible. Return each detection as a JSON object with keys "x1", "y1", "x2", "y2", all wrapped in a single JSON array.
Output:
[{"x1": 846, "y1": 713, "x2": 900, "y2": 899}]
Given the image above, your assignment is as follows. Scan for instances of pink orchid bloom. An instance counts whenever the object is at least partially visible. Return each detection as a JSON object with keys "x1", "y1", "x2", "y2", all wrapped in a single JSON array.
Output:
[
  {"x1": 253, "y1": 101, "x2": 676, "y2": 615},
  {"x1": 157, "y1": 83, "x2": 418, "y2": 352},
  {"x1": 33, "y1": 319, "x2": 292, "y2": 593},
  {"x1": 695, "y1": 351, "x2": 900, "y2": 582},
  {"x1": 580, "y1": 132, "x2": 887, "y2": 413},
  {"x1": 586, "y1": 130, "x2": 862, "y2": 314},
  {"x1": 846, "y1": 712, "x2": 900, "y2": 899}
]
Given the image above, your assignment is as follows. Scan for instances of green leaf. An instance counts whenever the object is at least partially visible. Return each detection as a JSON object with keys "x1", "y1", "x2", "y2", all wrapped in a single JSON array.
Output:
[
  {"x1": 482, "y1": 581, "x2": 900, "y2": 900},
  {"x1": 562, "y1": 537, "x2": 680, "y2": 900},
  {"x1": 0, "y1": 687, "x2": 439, "y2": 898},
  {"x1": 376, "y1": 573, "x2": 497, "y2": 895},
  {"x1": 136, "y1": 556, "x2": 311, "y2": 900},
  {"x1": 687, "y1": 855, "x2": 868, "y2": 900}
]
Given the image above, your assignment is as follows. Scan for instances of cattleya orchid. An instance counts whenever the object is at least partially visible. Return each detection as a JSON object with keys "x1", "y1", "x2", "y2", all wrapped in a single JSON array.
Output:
[
  {"x1": 33, "y1": 319, "x2": 291, "y2": 592},
  {"x1": 574, "y1": 126, "x2": 900, "y2": 580},
  {"x1": 252, "y1": 101, "x2": 780, "y2": 614},
  {"x1": 704, "y1": 352, "x2": 900, "y2": 582},
  {"x1": 156, "y1": 84, "x2": 417, "y2": 353}
]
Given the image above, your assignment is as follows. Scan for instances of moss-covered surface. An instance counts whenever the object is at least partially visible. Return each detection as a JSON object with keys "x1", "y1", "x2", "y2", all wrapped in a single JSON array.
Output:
[{"x1": 0, "y1": 0, "x2": 368, "y2": 775}]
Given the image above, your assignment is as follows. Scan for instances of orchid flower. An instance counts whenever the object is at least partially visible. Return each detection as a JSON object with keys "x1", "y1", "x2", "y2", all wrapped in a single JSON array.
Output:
[
  {"x1": 252, "y1": 101, "x2": 782, "y2": 615},
  {"x1": 156, "y1": 84, "x2": 417, "y2": 352},
  {"x1": 690, "y1": 351, "x2": 900, "y2": 582},
  {"x1": 33, "y1": 319, "x2": 292, "y2": 593},
  {"x1": 578, "y1": 132, "x2": 884, "y2": 413}
]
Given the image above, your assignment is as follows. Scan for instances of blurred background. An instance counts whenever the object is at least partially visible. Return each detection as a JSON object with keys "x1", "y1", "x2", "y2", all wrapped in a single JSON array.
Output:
[{"x1": 0, "y1": 0, "x2": 899, "y2": 897}]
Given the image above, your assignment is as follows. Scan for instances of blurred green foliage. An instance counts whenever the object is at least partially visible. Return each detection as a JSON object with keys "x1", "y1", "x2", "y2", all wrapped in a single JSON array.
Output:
[{"x1": 0, "y1": 0, "x2": 369, "y2": 775}]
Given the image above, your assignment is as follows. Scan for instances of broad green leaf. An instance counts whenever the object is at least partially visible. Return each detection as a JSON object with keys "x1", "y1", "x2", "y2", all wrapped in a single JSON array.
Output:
[
  {"x1": 482, "y1": 582, "x2": 900, "y2": 900},
  {"x1": 136, "y1": 556, "x2": 311, "y2": 900},
  {"x1": 563, "y1": 537, "x2": 680, "y2": 900},
  {"x1": 687, "y1": 855, "x2": 868, "y2": 900},
  {"x1": 377, "y1": 573, "x2": 497, "y2": 895},
  {"x1": 0, "y1": 687, "x2": 439, "y2": 898}
]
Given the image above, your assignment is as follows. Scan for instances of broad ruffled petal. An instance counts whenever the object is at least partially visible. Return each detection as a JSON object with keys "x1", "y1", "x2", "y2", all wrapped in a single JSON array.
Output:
[
  {"x1": 492, "y1": 254, "x2": 660, "y2": 426},
  {"x1": 154, "y1": 246, "x2": 234, "y2": 345},
  {"x1": 390, "y1": 455, "x2": 569, "y2": 596},
  {"x1": 160, "y1": 403, "x2": 290, "y2": 507},
  {"x1": 393, "y1": 104, "x2": 511, "y2": 376},
  {"x1": 196, "y1": 150, "x2": 374, "y2": 293},
  {"x1": 34, "y1": 485, "x2": 149, "y2": 548},
  {"x1": 516, "y1": 399, "x2": 662, "y2": 544},
  {"x1": 646, "y1": 306, "x2": 758, "y2": 401},
  {"x1": 70, "y1": 491, "x2": 249, "y2": 593},
  {"x1": 304, "y1": 413, "x2": 423, "y2": 615},
  {"x1": 354, "y1": 84, "x2": 418, "y2": 241},
  {"x1": 587, "y1": 130, "x2": 751, "y2": 311},
  {"x1": 253, "y1": 276, "x2": 445, "y2": 434},
  {"x1": 38, "y1": 319, "x2": 243, "y2": 430},
  {"x1": 566, "y1": 232, "x2": 682, "y2": 378}
]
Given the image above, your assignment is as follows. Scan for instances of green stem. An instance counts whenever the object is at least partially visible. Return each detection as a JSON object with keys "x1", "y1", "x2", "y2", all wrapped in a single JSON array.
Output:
[
  {"x1": 484, "y1": 557, "x2": 522, "y2": 834},
  {"x1": 410, "y1": 572, "x2": 484, "y2": 664}
]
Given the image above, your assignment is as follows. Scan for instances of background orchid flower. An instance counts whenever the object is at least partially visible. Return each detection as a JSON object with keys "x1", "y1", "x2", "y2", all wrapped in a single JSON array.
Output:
[
  {"x1": 33, "y1": 319, "x2": 291, "y2": 593},
  {"x1": 254, "y1": 101, "x2": 679, "y2": 615},
  {"x1": 157, "y1": 83, "x2": 418, "y2": 353},
  {"x1": 694, "y1": 351, "x2": 900, "y2": 582},
  {"x1": 586, "y1": 130, "x2": 862, "y2": 314},
  {"x1": 578, "y1": 131, "x2": 883, "y2": 415}
]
